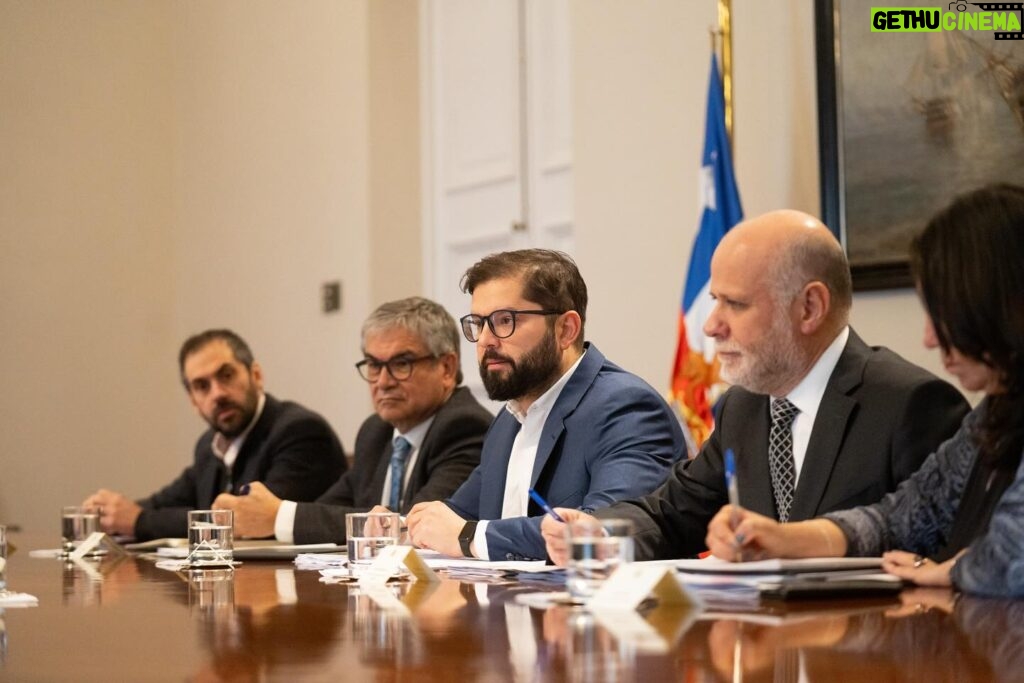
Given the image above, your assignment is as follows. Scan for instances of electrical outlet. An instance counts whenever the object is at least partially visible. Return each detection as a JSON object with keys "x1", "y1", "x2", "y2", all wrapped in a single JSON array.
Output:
[{"x1": 322, "y1": 281, "x2": 342, "y2": 314}]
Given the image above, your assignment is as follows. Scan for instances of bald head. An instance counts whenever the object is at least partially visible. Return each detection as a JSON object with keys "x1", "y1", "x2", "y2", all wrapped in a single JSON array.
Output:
[
  {"x1": 705, "y1": 210, "x2": 852, "y2": 396},
  {"x1": 718, "y1": 210, "x2": 852, "y2": 327}
]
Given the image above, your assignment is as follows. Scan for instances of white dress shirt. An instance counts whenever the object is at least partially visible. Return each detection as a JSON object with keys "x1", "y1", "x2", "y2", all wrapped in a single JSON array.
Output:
[
  {"x1": 473, "y1": 350, "x2": 587, "y2": 560},
  {"x1": 778, "y1": 326, "x2": 849, "y2": 482}
]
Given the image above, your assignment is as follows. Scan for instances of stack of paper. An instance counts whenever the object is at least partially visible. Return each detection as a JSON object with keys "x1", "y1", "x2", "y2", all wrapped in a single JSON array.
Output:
[
  {"x1": 673, "y1": 556, "x2": 897, "y2": 603},
  {"x1": 295, "y1": 552, "x2": 347, "y2": 571},
  {"x1": 420, "y1": 556, "x2": 549, "y2": 582}
]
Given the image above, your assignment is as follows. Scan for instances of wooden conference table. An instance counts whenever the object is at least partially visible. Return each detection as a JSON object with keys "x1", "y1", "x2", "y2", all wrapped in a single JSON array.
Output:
[{"x1": 1, "y1": 534, "x2": 1021, "y2": 682}]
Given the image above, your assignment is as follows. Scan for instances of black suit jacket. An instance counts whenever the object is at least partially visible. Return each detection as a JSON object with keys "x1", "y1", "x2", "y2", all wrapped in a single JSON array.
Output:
[
  {"x1": 292, "y1": 386, "x2": 493, "y2": 544},
  {"x1": 134, "y1": 394, "x2": 347, "y2": 540},
  {"x1": 599, "y1": 330, "x2": 971, "y2": 560}
]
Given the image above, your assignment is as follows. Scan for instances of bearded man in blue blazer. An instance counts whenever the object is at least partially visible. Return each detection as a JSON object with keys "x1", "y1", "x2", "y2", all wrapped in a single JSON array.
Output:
[{"x1": 407, "y1": 249, "x2": 685, "y2": 561}]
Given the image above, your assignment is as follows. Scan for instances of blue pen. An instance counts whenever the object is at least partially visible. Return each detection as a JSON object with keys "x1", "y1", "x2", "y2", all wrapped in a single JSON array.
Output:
[
  {"x1": 724, "y1": 448, "x2": 745, "y2": 560},
  {"x1": 528, "y1": 488, "x2": 565, "y2": 522}
]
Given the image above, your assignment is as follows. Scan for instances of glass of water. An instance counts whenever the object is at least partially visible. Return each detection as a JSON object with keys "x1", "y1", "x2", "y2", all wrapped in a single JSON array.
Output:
[
  {"x1": 346, "y1": 512, "x2": 401, "y2": 567},
  {"x1": 61, "y1": 506, "x2": 100, "y2": 556},
  {"x1": 188, "y1": 510, "x2": 234, "y2": 566},
  {"x1": 565, "y1": 517, "x2": 634, "y2": 600}
]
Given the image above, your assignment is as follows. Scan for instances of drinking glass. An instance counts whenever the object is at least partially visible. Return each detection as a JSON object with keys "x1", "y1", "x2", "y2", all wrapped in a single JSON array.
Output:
[
  {"x1": 187, "y1": 510, "x2": 234, "y2": 566},
  {"x1": 565, "y1": 518, "x2": 634, "y2": 600},
  {"x1": 346, "y1": 512, "x2": 401, "y2": 567},
  {"x1": 61, "y1": 506, "x2": 99, "y2": 556}
]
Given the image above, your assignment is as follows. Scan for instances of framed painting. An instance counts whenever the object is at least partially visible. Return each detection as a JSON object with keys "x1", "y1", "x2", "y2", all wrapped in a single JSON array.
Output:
[{"x1": 816, "y1": 0, "x2": 1024, "y2": 290}]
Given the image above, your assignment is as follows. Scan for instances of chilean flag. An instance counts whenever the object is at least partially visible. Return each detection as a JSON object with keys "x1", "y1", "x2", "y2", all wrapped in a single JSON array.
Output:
[{"x1": 670, "y1": 53, "x2": 743, "y2": 453}]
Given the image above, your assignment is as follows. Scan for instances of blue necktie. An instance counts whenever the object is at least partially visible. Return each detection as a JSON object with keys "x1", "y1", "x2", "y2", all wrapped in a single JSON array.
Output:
[{"x1": 388, "y1": 436, "x2": 412, "y2": 511}]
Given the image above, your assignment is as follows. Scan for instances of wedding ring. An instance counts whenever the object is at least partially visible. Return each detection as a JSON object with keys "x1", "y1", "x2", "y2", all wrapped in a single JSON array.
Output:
[{"x1": 913, "y1": 555, "x2": 928, "y2": 568}]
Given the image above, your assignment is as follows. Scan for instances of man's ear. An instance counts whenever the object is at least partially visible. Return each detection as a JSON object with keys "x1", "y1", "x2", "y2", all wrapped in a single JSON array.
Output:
[
  {"x1": 250, "y1": 361, "x2": 265, "y2": 391},
  {"x1": 438, "y1": 352, "x2": 459, "y2": 382},
  {"x1": 556, "y1": 311, "x2": 583, "y2": 350},
  {"x1": 798, "y1": 281, "x2": 831, "y2": 335}
]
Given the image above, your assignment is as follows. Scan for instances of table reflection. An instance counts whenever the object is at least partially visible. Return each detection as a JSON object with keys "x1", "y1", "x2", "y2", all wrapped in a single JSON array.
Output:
[
  {"x1": 188, "y1": 567, "x2": 347, "y2": 682},
  {"x1": 3, "y1": 537, "x2": 1024, "y2": 683}
]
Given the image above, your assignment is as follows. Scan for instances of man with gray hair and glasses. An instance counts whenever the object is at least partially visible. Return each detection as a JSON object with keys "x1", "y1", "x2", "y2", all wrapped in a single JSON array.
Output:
[{"x1": 215, "y1": 297, "x2": 492, "y2": 543}]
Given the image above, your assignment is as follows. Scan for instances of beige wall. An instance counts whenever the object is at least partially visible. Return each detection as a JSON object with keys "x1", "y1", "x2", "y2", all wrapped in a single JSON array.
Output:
[
  {"x1": 0, "y1": 1, "x2": 956, "y2": 533},
  {"x1": 169, "y1": 0, "x2": 373, "y2": 457},
  {"x1": 572, "y1": 0, "x2": 951, "y2": 393},
  {"x1": 368, "y1": 0, "x2": 422, "y2": 306},
  {"x1": 0, "y1": 1, "x2": 377, "y2": 533},
  {"x1": 0, "y1": 2, "x2": 180, "y2": 532}
]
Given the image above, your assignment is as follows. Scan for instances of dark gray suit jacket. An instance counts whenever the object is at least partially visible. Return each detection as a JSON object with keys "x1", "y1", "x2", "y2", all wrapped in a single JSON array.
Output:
[
  {"x1": 598, "y1": 330, "x2": 971, "y2": 560},
  {"x1": 292, "y1": 387, "x2": 492, "y2": 544},
  {"x1": 135, "y1": 394, "x2": 347, "y2": 540}
]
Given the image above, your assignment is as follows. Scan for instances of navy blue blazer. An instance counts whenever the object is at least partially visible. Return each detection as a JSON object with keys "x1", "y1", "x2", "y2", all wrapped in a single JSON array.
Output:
[{"x1": 445, "y1": 343, "x2": 685, "y2": 560}]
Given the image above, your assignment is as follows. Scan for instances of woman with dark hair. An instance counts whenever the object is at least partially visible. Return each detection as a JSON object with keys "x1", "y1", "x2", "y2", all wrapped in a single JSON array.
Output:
[{"x1": 705, "y1": 183, "x2": 1024, "y2": 597}]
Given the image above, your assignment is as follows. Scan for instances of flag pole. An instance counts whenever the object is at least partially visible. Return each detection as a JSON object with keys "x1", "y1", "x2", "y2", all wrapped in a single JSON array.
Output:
[{"x1": 717, "y1": 0, "x2": 734, "y2": 149}]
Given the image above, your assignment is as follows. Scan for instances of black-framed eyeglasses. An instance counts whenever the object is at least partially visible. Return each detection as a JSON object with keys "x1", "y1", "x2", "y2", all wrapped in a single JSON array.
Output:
[
  {"x1": 355, "y1": 354, "x2": 437, "y2": 382},
  {"x1": 459, "y1": 309, "x2": 563, "y2": 342}
]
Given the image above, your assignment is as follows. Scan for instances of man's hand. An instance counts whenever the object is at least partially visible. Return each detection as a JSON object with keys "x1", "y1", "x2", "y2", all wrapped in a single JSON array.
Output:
[
  {"x1": 540, "y1": 508, "x2": 592, "y2": 567},
  {"x1": 82, "y1": 489, "x2": 142, "y2": 536},
  {"x1": 406, "y1": 501, "x2": 466, "y2": 557},
  {"x1": 212, "y1": 482, "x2": 281, "y2": 539},
  {"x1": 705, "y1": 505, "x2": 783, "y2": 561}
]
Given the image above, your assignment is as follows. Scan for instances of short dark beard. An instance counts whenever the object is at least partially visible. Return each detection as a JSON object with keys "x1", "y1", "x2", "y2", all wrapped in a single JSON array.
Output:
[
  {"x1": 206, "y1": 386, "x2": 259, "y2": 439},
  {"x1": 480, "y1": 330, "x2": 562, "y2": 402}
]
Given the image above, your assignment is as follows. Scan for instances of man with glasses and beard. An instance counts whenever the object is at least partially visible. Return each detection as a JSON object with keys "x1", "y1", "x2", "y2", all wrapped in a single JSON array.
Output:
[
  {"x1": 406, "y1": 249, "x2": 685, "y2": 561},
  {"x1": 83, "y1": 329, "x2": 346, "y2": 540},
  {"x1": 541, "y1": 210, "x2": 970, "y2": 564}
]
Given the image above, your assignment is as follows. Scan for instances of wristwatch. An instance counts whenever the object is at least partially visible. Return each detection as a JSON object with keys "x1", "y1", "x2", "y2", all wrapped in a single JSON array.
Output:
[{"x1": 458, "y1": 520, "x2": 478, "y2": 558}]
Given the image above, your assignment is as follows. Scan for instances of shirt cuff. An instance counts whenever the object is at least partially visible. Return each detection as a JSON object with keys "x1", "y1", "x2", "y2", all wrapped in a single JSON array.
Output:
[
  {"x1": 474, "y1": 520, "x2": 491, "y2": 560},
  {"x1": 275, "y1": 500, "x2": 298, "y2": 544}
]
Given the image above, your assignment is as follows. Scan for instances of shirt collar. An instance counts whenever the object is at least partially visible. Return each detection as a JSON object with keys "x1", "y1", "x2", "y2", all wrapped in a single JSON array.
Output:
[
  {"x1": 779, "y1": 326, "x2": 849, "y2": 414},
  {"x1": 393, "y1": 413, "x2": 436, "y2": 450},
  {"x1": 212, "y1": 392, "x2": 266, "y2": 460},
  {"x1": 505, "y1": 349, "x2": 588, "y2": 424}
]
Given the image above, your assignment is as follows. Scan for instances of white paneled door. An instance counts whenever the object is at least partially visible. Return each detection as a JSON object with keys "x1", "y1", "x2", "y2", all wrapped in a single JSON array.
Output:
[{"x1": 421, "y1": 0, "x2": 574, "y2": 409}]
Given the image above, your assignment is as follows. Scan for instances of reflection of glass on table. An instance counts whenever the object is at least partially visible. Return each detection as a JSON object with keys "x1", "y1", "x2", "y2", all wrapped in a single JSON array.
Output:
[{"x1": 188, "y1": 568, "x2": 235, "y2": 619}]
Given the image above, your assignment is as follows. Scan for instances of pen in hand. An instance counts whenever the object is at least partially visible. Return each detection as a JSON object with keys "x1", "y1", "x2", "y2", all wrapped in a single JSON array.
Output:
[
  {"x1": 724, "y1": 448, "x2": 744, "y2": 561},
  {"x1": 528, "y1": 488, "x2": 565, "y2": 522}
]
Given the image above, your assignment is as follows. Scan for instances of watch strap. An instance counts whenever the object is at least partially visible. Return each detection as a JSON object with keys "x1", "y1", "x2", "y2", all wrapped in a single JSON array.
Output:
[{"x1": 458, "y1": 520, "x2": 478, "y2": 558}]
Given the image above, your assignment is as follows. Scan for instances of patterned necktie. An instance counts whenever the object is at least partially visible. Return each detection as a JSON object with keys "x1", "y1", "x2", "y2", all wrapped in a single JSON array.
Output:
[
  {"x1": 768, "y1": 398, "x2": 800, "y2": 523},
  {"x1": 388, "y1": 436, "x2": 412, "y2": 511}
]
